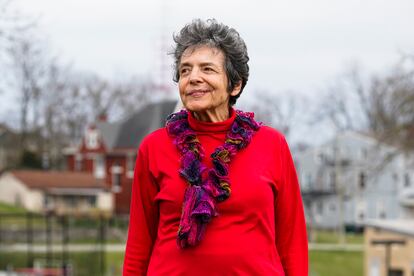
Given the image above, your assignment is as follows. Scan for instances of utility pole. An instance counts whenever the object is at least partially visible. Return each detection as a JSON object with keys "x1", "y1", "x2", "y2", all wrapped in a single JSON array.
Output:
[{"x1": 334, "y1": 135, "x2": 346, "y2": 244}]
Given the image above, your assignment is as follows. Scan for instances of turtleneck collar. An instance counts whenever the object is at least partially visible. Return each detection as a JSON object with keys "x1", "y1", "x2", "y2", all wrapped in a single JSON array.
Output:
[{"x1": 187, "y1": 108, "x2": 236, "y2": 133}]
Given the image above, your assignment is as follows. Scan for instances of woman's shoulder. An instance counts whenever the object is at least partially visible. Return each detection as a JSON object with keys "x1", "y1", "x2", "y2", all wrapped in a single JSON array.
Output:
[
  {"x1": 256, "y1": 125, "x2": 287, "y2": 143},
  {"x1": 139, "y1": 127, "x2": 169, "y2": 149}
]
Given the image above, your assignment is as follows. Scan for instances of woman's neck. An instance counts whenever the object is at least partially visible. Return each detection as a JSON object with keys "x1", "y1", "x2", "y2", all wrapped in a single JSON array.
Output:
[{"x1": 192, "y1": 108, "x2": 230, "y2": 123}]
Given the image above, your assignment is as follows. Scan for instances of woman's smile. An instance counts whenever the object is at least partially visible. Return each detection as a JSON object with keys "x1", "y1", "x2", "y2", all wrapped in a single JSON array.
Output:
[{"x1": 187, "y1": 89, "x2": 211, "y2": 97}]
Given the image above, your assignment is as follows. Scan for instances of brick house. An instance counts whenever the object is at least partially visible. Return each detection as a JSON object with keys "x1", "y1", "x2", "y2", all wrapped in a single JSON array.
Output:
[
  {"x1": 0, "y1": 170, "x2": 113, "y2": 215},
  {"x1": 65, "y1": 100, "x2": 178, "y2": 214}
]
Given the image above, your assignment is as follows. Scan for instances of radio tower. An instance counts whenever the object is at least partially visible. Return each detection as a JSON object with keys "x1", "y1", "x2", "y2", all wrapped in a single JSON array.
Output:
[{"x1": 152, "y1": 0, "x2": 175, "y2": 99}]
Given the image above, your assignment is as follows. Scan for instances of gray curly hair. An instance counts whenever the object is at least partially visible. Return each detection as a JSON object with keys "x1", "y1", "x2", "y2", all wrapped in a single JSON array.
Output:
[{"x1": 171, "y1": 19, "x2": 249, "y2": 106}]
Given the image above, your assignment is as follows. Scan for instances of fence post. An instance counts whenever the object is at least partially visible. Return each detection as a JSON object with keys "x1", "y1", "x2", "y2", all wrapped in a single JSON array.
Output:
[
  {"x1": 0, "y1": 213, "x2": 2, "y2": 245},
  {"x1": 61, "y1": 215, "x2": 69, "y2": 276},
  {"x1": 99, "y1": 215, "x2": 106, "y2": 275},
  {"x1": 46, "y1": 211, "x2": 53, "y2": 269},
  {"x1": 26, "y1": 212, "x2": 33, "y2": 268}
]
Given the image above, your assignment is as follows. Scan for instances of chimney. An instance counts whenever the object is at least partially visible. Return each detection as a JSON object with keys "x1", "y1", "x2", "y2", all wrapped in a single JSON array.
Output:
[{"x1": 98, "y1": 112, "x2": 107, "y2": 122}]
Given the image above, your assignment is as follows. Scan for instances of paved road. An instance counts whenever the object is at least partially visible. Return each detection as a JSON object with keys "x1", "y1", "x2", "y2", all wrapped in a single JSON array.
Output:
[{"x1": 0, "y1": 243, "x2": 362, "y2": 252}]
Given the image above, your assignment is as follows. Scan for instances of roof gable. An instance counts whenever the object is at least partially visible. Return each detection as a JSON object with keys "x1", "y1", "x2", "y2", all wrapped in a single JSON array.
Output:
[{"x1": 97, "y1": 100, "x2": 178, "y2": 150}]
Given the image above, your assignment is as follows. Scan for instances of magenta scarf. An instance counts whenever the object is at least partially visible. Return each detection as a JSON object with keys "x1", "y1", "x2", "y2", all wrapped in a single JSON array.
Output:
[{"x1": 166, "y1": 109, "x2": 261, "y2": 248}]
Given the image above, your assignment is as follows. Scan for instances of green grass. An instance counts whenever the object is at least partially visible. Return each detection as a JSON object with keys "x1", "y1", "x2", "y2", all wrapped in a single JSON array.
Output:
[
  {"x1": 310, "y1": 250, "x2": 363, "y2": 276},
  {"x1": 0, "y1": 202, "x2": 28, "y2": 213},
  {"x1": 106, "y1": 252, "x2": 125, "y2": 275},
  {"x1": 0, "y1": 250, "x2": 363, "y2": 276},
  {"x1": 312, "y1": 230, "x2": 363, "y2": 244},
  {"x1": 0, "y1": 251, "x2": 124, "y2": 275}
]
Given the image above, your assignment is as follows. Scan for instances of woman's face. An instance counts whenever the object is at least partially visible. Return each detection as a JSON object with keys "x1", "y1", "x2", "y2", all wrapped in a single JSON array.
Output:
[{"x1": 178, "y1": 46, "x2": 240, "y2": 118}]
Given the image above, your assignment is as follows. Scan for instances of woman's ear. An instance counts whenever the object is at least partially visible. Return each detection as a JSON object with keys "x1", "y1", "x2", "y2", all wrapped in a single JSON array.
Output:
[{"x1": 230, "y1": 81, "x2": 242, "y2": 96}]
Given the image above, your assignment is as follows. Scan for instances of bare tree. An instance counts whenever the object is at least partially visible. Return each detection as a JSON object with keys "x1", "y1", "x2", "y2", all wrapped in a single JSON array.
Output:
[
  {"x1": 241, "y1": 90, "x2": 306, "y2": 140},
  {"x1": 367, "y1": 59, "x2": 414, "y2": 151},
  {"x1": 7, "y1": 30, "x2": 48, "y2": 150},
  {"x1": 81, "y1": 73, "x2": 152, "y2": 122},
  {"x1": 0, "y1": 0, "x2": 37, "y2": 63},
  {"x1": 315, "y1": 58, "x2": 414, "y2": 153},
  {"x1": 114, "y1": 76, "x2": 152, "y2": 119}
]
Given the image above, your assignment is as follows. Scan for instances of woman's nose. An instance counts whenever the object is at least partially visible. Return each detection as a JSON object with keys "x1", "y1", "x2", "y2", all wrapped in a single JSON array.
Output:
[{"x1": 189, "y1": 68, "x2": 202, "y2": 84}]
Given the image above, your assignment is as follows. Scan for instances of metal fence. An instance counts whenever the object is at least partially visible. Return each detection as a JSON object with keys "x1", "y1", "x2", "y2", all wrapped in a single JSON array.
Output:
[{"x1": 0, "y1": 212, "x2": 128, "y2": 276}]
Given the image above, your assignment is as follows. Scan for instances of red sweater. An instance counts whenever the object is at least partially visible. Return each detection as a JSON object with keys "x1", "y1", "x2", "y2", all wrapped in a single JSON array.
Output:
[{"x1": 123, "y1": 110, "x2": 308, "y2": 276}]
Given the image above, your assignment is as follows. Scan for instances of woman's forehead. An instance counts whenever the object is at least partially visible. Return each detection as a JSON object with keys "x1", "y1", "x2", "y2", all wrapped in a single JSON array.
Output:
[{"x1": 180, "y1": 45, "x2": 225, "y2": 64}]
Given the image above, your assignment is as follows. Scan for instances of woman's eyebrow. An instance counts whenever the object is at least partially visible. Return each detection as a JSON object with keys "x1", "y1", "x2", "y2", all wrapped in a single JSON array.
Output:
[
  {"x1": 199, "y1": 62, "x2": 218, "y2": 67},
  {"x1": 179, "y1": 62, "x2": 192, "y2": 68},
  {"x1": 179, "y1": 62, "x2": 219, "y2": 69}
]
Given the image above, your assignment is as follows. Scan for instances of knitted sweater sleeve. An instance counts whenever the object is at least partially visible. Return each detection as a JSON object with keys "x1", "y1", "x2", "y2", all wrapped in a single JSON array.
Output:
[
  {"x1": 123, "y1": 140, "x2": 159, "y2": 276},
  {"x1": 275, "y1": 136, "x2": 308, "y2": 276}
]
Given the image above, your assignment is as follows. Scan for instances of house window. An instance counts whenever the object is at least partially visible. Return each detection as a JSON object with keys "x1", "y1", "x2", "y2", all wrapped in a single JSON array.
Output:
[
  {"x1": 126, "y1": 154, "x2": 136, "y2": 178},
  {"x1": 112, "y1": 163, "x2": 123, "y2": 193},
  {"x1": 329, "y1": 171, "x2": 336, "y2": 190},
  {"x1": 307, "y1": 173, "x2": 312, "y2": 187},
  {"x1": 64, "y1": 195, "x2": 77, "y2": 208},
  {"x1": 393, "y1": 173, "x2": 399, "y2": 183},
  {"x1": 316, "y1": 152, "x2": 324, "y2": 164},
  {"x1": 359, "y1": 172, "x2": 366, "y2": 189},
  {"x1": 360, "y1": 148, "x2": 368, "y2": 160},
  {"x1": 404, "y1": 173, "x2": 410, "y2": 187},
  {"x1": 388, "y1": 269, "x2": 403, "y2": 276},
  {"x1": 356, "y1": 201, "x2": 366, "y2": 222},
  {"x1": 86, "y1": 129, "x2": 99, "y2": 149},
  {"x1": 43, "y1": 195, "x2": 52, "y2": 209},
  {"x1": 317, "y1": 202, "x2": 323, "y2": 215},
  {"x1": 75, "y1": 154, "x2": 83, "y2": 171},
  {"x1": 94, "y1": 154, "x2": 105, "y2": 179},
  {"x1": 87, "y1": 196, "x2": 96, "y2": 207},
  {"x1": 113, "y1": 173, "x2": 122, "y2": 193},
  {"x1": 377, "y1": 201, "x2": 386, "y2": 219}
]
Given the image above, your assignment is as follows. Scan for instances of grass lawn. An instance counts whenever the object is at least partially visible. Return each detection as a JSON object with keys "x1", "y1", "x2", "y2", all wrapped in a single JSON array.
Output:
[
  {"x1": 1, "y1": 250, "x2": 362, "y2": 276},
  {"x1": 106, "y1": 252, "x2": 125, "y2": 275},
  {"x1": 0, "y1": 202, "x2": 27, "y2": 213},
  {"x1": 0, "y1": 251, "x2": 125, "y2": 275},
  {"x1": 312, "y1": 229, "x2": 364, "y2": 244},
  {"x1": 310, "y1": 250, "x2": 363, "y2": 276},
  {"x1": 108, "y1": 250, "x2": 363, "y2": 276}
]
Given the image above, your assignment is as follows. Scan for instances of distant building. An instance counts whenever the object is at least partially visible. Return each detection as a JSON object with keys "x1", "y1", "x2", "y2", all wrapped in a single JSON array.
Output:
[
  {"x1": 295, "y1": 131, "x2": 414, "y2": 230},
  {"x1": 0, "y1": 170, "x2": 113, "y2": 215},
  {"x1": 364, "y1": 219, "x2": 414, "y2": 276},
  {"x1": 65, "y1": 100, "x2": 178, "y2": 214}
]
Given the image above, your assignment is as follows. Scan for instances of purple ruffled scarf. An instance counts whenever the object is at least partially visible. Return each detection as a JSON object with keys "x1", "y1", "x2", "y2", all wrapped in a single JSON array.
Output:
[{"x1": 166, "y1": 109, "x2": 261, "y2": 248}]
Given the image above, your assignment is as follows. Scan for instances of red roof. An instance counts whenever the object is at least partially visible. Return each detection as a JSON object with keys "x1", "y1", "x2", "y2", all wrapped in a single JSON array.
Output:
[{"x1": 11, "y1": 170, "x2": 107, "y2": 190}]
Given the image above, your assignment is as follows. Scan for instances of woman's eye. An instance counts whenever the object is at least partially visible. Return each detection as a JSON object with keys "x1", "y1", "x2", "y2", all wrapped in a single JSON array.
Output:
[
  {"x1": 180, "y1": 68, "x2": 189, "y2": 75},
  {"x1": 204, "y1": 67, "x2": 214, "y2": 72}
]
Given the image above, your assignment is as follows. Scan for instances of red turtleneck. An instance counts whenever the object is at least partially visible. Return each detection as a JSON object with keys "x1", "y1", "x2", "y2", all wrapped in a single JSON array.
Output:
[{"x1": 123, "y1": 110, "x2": 308, "y2": 276}]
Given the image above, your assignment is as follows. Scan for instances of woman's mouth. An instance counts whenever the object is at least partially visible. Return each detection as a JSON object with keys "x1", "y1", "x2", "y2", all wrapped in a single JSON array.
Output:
[{"x1": 187, "y1": 89, "x2": 210, "y2": 97}]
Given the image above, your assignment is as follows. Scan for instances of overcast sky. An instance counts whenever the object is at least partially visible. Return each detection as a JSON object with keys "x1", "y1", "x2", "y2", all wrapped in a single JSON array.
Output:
[{"x1": 2, "y1": 0, "x2": 414, "y2": 143}]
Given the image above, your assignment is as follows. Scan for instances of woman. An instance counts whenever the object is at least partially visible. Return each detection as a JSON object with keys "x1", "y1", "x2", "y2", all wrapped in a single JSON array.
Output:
[{"x1": 123, "y1": 19, "x2": 308, "y2": 275}]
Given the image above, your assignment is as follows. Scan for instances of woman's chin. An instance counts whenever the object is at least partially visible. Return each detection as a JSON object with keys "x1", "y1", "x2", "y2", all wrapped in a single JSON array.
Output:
[{"x1": 183, "y1": 102, "x2": 209, "y2": 113}]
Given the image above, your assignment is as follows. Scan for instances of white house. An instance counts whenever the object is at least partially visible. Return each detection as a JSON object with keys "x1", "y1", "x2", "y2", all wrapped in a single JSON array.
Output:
[
  {"x1": 295, "y1": 131, "x2": 414, "y2": 230},
  {"x1": 0, "y1": 170, "x2": 113, "y2": 215}
]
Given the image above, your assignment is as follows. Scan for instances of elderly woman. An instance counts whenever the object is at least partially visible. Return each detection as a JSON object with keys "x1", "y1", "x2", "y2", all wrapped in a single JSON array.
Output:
[{"x1": 123, "y1": 19, "x2": 308, "y2": 275}]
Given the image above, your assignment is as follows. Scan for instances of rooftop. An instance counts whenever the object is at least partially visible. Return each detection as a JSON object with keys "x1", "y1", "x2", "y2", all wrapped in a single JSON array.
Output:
[
  {"x1": 10, "y1": 170, "x2": 107, "y2": 190},
  {"x1": 97, "y1": 100, "x2": 178, "y2": 150},
  {"x1": 365, "y1": 219, "x2": 414, "y2": 237}
]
